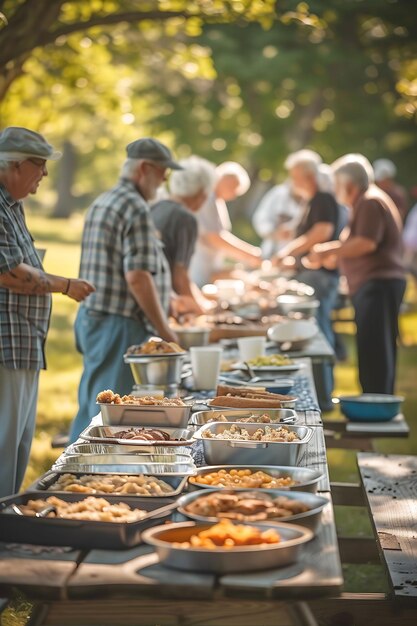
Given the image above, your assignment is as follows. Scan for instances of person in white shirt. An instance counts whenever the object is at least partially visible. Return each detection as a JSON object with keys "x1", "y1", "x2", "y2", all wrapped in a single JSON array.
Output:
[
  {"x1": 252, "y1": 181, "x2": 305, "y2": 258},
  {"x1": 189, "y1": 162, "x2": 261, "y2": 286}
]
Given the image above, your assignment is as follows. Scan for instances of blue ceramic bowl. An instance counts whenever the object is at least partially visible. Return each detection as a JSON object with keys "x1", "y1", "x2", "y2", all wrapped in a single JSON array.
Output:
[
  {"x1": 338, "y1": 394, "x2": 404, "y2": 422},
  {"x1": 264, "y1": 378, "x2": 295, "y2": 395}
]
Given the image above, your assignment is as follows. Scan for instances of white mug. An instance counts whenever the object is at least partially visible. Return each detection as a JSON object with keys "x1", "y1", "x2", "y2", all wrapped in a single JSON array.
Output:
[
  {"x1": 237, "y1": 336, "x2": 266, "y2": 362},
  {"x1": 190, "y1": 346, "x2": 223, "y2": 390}
]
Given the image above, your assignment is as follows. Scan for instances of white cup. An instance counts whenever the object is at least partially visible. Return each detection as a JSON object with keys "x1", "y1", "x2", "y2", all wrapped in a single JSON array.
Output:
[
  {"x1": 237, "y1": 336, "x2": 266, "y2": 362},
  {"x1": 190, "y1": 346, "x2": 223, "y2": 390}
]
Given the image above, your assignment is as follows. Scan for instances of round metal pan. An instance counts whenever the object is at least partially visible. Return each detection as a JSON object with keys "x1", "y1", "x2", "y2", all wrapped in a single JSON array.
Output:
[
  {"x1": 142, "y1": 520, "x2": 313, "y2": 573},
  {"x1": 188, "y1": 465, "x2": 323, "y2": 493},
  {"x1": 176, "y1": 489, "x2": 328, "y2": 533}
]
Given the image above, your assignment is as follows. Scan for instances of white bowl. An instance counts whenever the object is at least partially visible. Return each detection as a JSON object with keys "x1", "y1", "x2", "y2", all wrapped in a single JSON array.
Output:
[{"x1": 268, "y1": 319, "x2": 318, "y2": 351}]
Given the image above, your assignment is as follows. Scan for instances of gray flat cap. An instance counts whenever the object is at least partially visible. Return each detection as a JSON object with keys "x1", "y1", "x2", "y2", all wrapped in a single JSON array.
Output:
[
  {"x1": 126, "y1": 137, "x2": 182, "y2": 170},
  {"x1": 0, "y1": 126, "x2": 61, "y2": 161}
]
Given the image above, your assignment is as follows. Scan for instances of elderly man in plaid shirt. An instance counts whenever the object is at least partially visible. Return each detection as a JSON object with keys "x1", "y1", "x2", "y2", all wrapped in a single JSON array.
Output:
[
  {"x1": 70, "y1": 138, "x2": 183, "y2": 442},
  {"x1": 0, "y1": 127, "x2": 94, "y2": 497}
]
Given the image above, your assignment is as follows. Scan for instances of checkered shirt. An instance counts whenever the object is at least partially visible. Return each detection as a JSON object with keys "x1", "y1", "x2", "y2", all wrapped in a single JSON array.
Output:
[
  {"x1": 79, "y1": 178, "x2": 171, "y2": 332},
  {"x1": 0, "y1": 185, "x2": 52, "y2": 370}
]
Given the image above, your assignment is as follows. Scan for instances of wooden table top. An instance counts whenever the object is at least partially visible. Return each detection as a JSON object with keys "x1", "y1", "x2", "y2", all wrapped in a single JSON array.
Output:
[{"x1": 0, "y1": 357, "x2": 342, "y2": 603}]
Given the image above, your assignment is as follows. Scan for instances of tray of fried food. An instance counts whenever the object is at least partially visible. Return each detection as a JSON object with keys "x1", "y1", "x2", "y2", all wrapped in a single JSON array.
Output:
[
  {"x1": 0, "y1": 491, "x2": 176, "y2": 549},
  {"x1": 28, "y1": 470, "x2": 188, "y2": 497},
  {"x1": 177, "y1": 488, "x2": 328, "y2": 532},
  {"x1": 142, "y1": 518, "x2": 313, "y2": 573},
  {"x1": 96, "y1": 389, "x2": 192, "y2": 427},
  {"x1": 190, "y1": 408, "x2": 297, "y2": 426},
  {"x1": 125, "y1": 337, "x2": 186, "y2": 358}
]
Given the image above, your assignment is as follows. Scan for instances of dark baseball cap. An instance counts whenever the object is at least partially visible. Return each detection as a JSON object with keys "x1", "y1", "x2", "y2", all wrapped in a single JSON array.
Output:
[
  {"x1": 0, "y1": 126, "x2": 61, "y2": 161},
  {"x1": 126, "y1": 138, "x2": 183, "y2": 170}
]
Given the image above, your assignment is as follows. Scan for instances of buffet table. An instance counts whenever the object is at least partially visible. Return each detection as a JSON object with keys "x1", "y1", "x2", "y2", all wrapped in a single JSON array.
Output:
[{"x1": 0, "y1": 354, "x2": 347, "y2": 626}]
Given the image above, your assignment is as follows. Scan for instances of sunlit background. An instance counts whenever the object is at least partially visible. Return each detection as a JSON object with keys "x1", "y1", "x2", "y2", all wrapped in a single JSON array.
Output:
[{"x1": 1, "y1": 2, "x2": 417, "y2": 621}]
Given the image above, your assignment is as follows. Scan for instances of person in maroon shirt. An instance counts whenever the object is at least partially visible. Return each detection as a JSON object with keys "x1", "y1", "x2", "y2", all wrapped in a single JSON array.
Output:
[
  {"x1": 373, "y1": 158, "x2": 408, "y2": 222},
  {"x1": 309, "y1": 154, "x2": 406, "y2": 395}
]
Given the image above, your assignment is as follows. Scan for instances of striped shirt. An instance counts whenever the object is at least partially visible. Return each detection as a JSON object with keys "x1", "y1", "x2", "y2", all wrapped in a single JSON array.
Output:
[
  {"x1": 79, "y1": 178, "x2": 171, "y2": 333},
  {"x1": 0, "y1": 185, "x2": 51, "y2": 370}
]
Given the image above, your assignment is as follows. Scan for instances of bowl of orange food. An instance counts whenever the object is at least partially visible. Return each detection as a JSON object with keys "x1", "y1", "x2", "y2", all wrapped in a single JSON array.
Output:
[{"x1": 142, "y1": 518, "x2": 312, "y2": 573}]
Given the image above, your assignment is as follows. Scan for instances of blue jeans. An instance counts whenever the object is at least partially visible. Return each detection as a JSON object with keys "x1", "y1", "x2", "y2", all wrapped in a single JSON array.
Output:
[
  {"x1": 296, "y1": 269, "x2": 339, "y2": 409},
  {"x1": 69, "y1": 308, "x2": 149, "y2": 443}
]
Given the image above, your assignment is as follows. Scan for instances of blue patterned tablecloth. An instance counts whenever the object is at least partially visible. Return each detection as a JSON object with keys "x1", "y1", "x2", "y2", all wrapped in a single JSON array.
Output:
[{"x1": 188, "y1": 373, "x2": 319, "y2": 467}]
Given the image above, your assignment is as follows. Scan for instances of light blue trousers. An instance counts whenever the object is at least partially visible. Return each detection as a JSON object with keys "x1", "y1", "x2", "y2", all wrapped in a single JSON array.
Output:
[
  {"x1": 69, "y1": 307, "x2": 149, "y2": 443},
  {"x1": 0, "y1": 364, "x2": 39, "y2": 497}
]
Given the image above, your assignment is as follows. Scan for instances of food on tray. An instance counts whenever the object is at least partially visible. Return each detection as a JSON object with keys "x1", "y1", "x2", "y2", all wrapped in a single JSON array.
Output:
[
  {"x1": 210, "y1": 395, "x2": 296, "y2": 409},
  {"x1": 184, "y1": 491, "x2": 309, "y2": 522},
  {"x1": 96, "y1": 390, "x2": 186, "y2": 406},
  {"x1": 126, "y1": 337, "x2": 185, "y2": 355},
  {"x1": 16, "y1": 496, "x2": 148, "y2": 523},
  {"x1": 189, "y1": 469, "x2": 297, "y2": 489},
  {"x1": 248, "y1": 354, "x2": 294, "y2": 367},
  {"x1": 111, "y1": 427, "x2": 174, "y2": 441},
  {"x1": 172, "y1": 518, "x2": 281, "y2": 548},
  {"x1": 47, "y1": 473, "x2": 175, "y2": 496},
  {"x1": 201, "y1": 424, "x2": 300, "y2": 442},
  {"x1": 213, "y1": 385, "x2": 296, "y2": 409},
  {"x1": 208, "y1": 412, "x2": 285, "y2": 424}
]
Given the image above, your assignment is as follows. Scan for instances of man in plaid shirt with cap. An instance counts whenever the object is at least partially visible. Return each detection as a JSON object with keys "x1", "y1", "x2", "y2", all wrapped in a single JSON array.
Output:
[
  {"x1": 70, "y1": 138, "x2": 182, "y2": 442},
  {"x1": 0, "y1": 127, "x2": 94, "y2": 496}
]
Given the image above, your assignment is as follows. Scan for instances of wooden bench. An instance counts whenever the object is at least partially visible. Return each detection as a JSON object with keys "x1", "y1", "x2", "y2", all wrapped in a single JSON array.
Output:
[
  {"x1": 323, "y1": 453, "x2": 417, "y2": 626},
  {"x1": 357, "y1": 453, "x2": 417, "y2": 602},
  {"x1": 324, "y1": 413, "x2": 410, "y2": 451}
]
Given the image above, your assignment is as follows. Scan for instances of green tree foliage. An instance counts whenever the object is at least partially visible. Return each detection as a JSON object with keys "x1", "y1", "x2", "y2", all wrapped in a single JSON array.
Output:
[{"x1": 0, "y1": 0, "x2": 416, "y2": 216}]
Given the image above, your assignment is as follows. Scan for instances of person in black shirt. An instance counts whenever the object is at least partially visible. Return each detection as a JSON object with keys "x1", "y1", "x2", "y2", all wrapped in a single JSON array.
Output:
[
  {"x1": 152, "y1": 156, "x2": 215, "y2": 314},
  {"x1": 274, "y1": 152, "x2": 346, "y2": 410}
]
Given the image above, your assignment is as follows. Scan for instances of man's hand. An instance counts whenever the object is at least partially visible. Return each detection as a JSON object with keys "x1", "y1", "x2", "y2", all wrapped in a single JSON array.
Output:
[
  {"x1": 66, "y1": 279, "x2": 95, "y2": 302},
  {"x1": 273, "y1": 255, "x2": 296, "y2": 269},
  {"x1": 301, "y1": 254, "x2": 322, "y2": 270},
  {"x1": 159, "y1": 326, "x2": 179, "y2": 343},
  {"x1": 170, "y1": 294, "x2": 203, "y2": 317}
]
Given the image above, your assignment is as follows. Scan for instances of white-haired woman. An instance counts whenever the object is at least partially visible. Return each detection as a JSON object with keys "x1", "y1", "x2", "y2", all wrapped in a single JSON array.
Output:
[
  {"x1": 151, "y1": 156, "x2": 216, "y2": 313},
  {"x1": 189, "y1": 161, "x2": 262, "y2": 287}
]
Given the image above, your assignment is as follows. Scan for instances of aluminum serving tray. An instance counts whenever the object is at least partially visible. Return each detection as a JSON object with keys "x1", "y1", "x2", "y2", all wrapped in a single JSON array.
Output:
[
  {"x1": 176, "y1": 489, "x2": 328, "y2": 533},
  {"x1": 0, "y1": 492, "x2": 176, "y2": 549},
  {"x1": 194, "y1": 422, "x2": 313, "y2": 466},
  {"x1": 98, "y1": 403, "x2": 192, "y2": 428},
  {"x1": 188, "y1": 465, "x2": 323, "y2": 493},
  {"x1": 52, "y1": 453, "x2": 196, "y2": 476},
  {"x1": 65, "y1": 442, "x2": 194, "y2": 460},
  {"x1": 190, "y1": 408, "x2": 297, "y2": 426},
  {"x1": 29, "y1": 470, "x2": 189, "y2": 498},
  {"x1": 79, "y1": 425, "x2": 196, "y2": 449},
  {"x1": 142, "y1": 520, "x2": 313, "y2": 573},
  {"x1": 208, "y1": 398, "x2": 297, "y2": 409}
]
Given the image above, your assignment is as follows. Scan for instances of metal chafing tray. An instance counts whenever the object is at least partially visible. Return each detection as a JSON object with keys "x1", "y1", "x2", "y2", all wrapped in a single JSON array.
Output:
[
  {"x1": 28, "y1": 470, "x2": 189, "y2": 498},
  {"x1": 52, "y1": 453, "x2": 196, "y2": 476},
  {"x1": 98, "y1": 403, "x2": 192, "y2": 428},
  {"x1": 0, "y1": 492, "x2": 176, "y2": 549},
  {"x1": 176, "y1": 489, "x2": 328, "y2": 533},
  {"x1": 190, "y1": 408, "x2": 297, "y2": 426},
  {"x1": 188, "y1": 465, "x2": 323, "y2": 493},
  {"x1": 193, "y1": 422, "x2": 313, "y2": 466},
  {"x1": 65, "y1": 442, "x2": 194, "y2": 460},
  {"x1": 79, "y1": 424, "x2": 196, "y2": 449}
]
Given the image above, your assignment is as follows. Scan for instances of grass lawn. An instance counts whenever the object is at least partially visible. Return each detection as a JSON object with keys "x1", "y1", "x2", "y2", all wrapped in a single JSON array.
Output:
[{"x1": 1, "y1": 212, "x2": 416, "y2": 625}]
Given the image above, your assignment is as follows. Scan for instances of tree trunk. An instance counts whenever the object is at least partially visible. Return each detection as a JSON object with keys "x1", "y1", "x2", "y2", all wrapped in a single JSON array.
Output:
[{"x1": 52, "y1": 140, "x2": 77, "y2": 218}]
